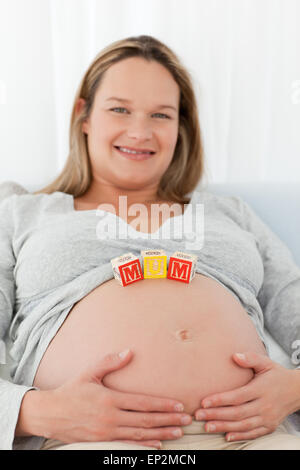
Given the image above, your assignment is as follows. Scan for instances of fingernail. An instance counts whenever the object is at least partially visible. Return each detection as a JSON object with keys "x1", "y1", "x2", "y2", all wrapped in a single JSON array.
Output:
[
  {"x1": 174, "y1": 403, "x2": 184, "y2": 412},
  {"x1": 172, "y1": 429, "x2": 182, "y2": 437},
  {"x1": 207, "y1": 424, "x2": 216, "y2": 432},
  {"x1": 196, "y1": 411, "x2": 206, "y2": 420},
  {"x1": 181, "y1": 415, "x2": 192, "y2": 425},
  {"x1": 235, "y1": 353, "x2": 245, "y2": 360},
  {"x1": 118, "y1": 349, "x2": 130, "y2": 359},
  {"x1": 203, "y1": 400, "x2": 211, "y2": 408}
]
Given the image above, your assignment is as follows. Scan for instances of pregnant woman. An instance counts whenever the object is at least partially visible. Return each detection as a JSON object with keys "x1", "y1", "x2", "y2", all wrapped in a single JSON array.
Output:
[{"x1": 1, "y1": 35, "x2": 300, "y2": 451}]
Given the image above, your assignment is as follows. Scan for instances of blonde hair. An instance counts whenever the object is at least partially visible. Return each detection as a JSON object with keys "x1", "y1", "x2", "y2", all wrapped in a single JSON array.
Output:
[{"x1": 34, "y1": 35, "x2": 205, "y2": 204}]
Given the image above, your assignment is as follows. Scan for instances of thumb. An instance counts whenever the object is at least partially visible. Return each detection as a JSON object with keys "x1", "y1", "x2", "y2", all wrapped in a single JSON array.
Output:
[
  {"x1": 232, "y1": 351, "x2": 273, "y2": 374},
  {"x1": 83, "y1": 348, "x2": 133, "y2": 383}
]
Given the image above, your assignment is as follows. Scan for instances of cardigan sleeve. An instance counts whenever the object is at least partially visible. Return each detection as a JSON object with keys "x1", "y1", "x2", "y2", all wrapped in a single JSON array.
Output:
[
  {"x1": 240, "y1": 198, "x2": 300, "y2": 365},
  {"x1": 0, "y1": 195, "x2": 36, "y2": 450}
]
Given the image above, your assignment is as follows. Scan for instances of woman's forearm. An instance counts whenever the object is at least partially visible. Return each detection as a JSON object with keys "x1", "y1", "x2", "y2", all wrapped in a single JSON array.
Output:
[
  {"x1": 290, "y1": 369, "x2": 300, "y2": 413},
  {"x1": 15, "y1": 389, "x2": 54, "y2": 438}
]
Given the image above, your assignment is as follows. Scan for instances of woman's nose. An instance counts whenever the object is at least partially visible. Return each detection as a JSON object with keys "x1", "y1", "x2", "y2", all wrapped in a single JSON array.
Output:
[{"x1": 126, "y1": 118, "x2": 153, "y2": 140}]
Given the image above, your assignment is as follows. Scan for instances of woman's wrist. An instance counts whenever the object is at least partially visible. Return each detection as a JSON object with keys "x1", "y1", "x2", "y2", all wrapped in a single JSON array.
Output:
[{"x1": 15, "y1": 389, "x2": 54, "y2": 438}]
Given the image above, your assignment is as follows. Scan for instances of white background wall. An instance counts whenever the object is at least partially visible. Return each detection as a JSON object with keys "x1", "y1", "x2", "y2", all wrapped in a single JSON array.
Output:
[{"x1": 0, "y1": 0, "x2": 299, "y2": 189}]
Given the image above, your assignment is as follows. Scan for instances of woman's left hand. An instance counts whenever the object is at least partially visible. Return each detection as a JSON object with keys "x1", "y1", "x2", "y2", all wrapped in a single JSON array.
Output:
[{"x1": 194, "y1": 351, "x2": 300, "y2": 442}]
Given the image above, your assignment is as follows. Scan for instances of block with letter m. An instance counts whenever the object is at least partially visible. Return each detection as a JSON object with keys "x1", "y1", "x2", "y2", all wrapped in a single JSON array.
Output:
[
  {"x1": 111, "y1": 253, "x2": 143, "y2": 286},
  {"x1": 167, "y1": 251, "x2": 198, "y2": 284}
]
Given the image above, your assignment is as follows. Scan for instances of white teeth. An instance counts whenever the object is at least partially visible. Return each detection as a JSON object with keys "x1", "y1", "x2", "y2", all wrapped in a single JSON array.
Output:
[{"x1": 118, "y1": 147, "x2": 151, "y2": 155}]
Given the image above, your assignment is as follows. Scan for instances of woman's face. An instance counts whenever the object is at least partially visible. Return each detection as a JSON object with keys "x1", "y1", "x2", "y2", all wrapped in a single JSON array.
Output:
[{"x1": 81, "y1": 57, "x2": 180, "y2": 193}]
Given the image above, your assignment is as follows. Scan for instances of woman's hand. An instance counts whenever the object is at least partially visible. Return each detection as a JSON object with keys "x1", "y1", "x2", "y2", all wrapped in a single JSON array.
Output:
[
  {"x1": 194, "y1": 351, "x2": 300, "y2": 442},
  {"x1": 19, "y1": 349, "x2": 191, "y2": 449}
]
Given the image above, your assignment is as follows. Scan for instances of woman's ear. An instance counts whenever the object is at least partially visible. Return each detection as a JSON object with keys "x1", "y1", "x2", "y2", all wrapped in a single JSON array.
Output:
[
  {"x1": 75, "y1": 98, "x2": 89, "y2": 134},
  {"x1": 75, "y1": 98, "x2": 86, "y2": 115}
]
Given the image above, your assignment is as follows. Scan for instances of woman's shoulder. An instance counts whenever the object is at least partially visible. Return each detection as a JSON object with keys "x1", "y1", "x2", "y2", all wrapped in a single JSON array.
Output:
[
  {"x1": 0, "y1": 186, "x2": 72, "y2": 215},
  {"x1": 0, "y1": 181, "x2": 28, "y2": 200},
  {"x1": 191, "y1": 187, "x2": 246, "y2": 223},
  {"x1": 191, "y1": 186, "x2": 244, "y2": 208}
]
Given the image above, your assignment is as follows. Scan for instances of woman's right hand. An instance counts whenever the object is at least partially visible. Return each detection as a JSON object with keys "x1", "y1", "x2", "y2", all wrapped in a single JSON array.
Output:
[{"x1": 19, "y1": 349, "x2": 191, "y2": 449}]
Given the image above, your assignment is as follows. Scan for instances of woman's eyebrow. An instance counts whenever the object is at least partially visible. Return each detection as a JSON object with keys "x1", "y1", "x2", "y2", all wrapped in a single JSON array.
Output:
[{"x1": 105, "y1": 97, "x2": 178, "y2": 111}]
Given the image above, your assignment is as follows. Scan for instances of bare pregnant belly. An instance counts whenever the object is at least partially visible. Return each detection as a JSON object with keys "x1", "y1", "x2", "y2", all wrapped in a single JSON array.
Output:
[{"x1": 33, "y1": 274, "x2": 267, "y2": 415}]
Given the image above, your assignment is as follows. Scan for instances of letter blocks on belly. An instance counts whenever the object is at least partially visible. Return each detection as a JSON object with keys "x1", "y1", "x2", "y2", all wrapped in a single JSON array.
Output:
[
  {"x1": 167, "y1": 251, "x2": 197, "y2": 284},
  {"x1": 111, "y1": 250, "x2": 198, "y2": 286},
  {"x1": 111, "y1": 252, "x2": 144, "y2": 286}
]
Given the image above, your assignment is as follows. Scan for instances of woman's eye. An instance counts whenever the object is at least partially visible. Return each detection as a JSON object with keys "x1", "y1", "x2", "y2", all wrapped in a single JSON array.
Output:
[
  {"x1": 153, "y1": 113, "x2": 170, "y2": 119},
  {"x1": 110, "y1": 108, "x2": 170, "y2": 119},
  {"x1": 111, "y1": 107, "x2": 128, "y2": 114}
]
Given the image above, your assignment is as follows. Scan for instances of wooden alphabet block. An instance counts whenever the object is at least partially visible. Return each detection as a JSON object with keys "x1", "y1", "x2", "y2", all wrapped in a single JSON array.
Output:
[
  {"x1": 111, "y1": 252, "x2": 143, "y2": 286},
  {"x1": 141, "y1": 249, "x2": 167, "y2": 279},
  {"x1": 167, "y1": 251, "x2": 198, "y2": 283}
]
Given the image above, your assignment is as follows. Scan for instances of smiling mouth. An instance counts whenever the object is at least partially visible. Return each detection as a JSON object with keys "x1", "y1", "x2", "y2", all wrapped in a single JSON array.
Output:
[
  {"x1": 114, "y1": 146, "x2": 156, "y2": 154},
  {"x1": 114, "y1": 146, "x2": 156, "y2": 161}
]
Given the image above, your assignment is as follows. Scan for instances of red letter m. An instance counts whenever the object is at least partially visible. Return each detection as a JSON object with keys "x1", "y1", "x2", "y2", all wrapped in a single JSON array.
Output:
[
  {"x1": 122, "y1": 262, "x2": 142, "y2": 283},
  {"x1": 171, "y1": 261, "x2": 189, "y2": 280}
]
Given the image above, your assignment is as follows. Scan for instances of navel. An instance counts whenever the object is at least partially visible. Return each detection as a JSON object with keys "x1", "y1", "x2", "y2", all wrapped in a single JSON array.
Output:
[{"x1": 174, "y1": 328, "x2": 193, "y2": 342}]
